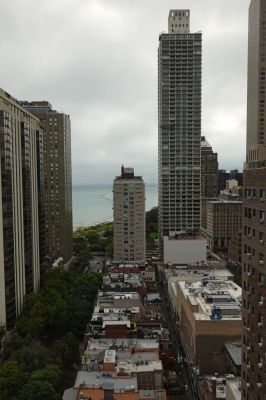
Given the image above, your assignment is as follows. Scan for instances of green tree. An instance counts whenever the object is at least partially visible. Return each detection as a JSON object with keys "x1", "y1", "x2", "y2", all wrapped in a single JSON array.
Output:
[
  {"x1": 9, "y1": 338, "x2": 49, "y2": 373},
  {"x1": 19, "y1": 380, "x2": 57, "y2": 400},
  {"x1": 1, "y1": 269, "x2": 100, "y2": 399},
  {"x1": 146, "y1": 206, "x2": 158, "y2": 234},
  {"x1": 0, "y1": 361, "x2": 27, "y2": 400},
  {"x1": 30, "y1": 364, "x2": 62, "y2": 387}
]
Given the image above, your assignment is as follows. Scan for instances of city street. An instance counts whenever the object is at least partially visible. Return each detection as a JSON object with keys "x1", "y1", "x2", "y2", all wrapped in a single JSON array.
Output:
[{"x1": 157, "y1": 269, "x2": 200, "y2": 400}]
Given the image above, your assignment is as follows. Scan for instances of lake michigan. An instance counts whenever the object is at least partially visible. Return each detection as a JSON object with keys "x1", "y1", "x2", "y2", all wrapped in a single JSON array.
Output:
[{"x1": 72, "y1": 184, "x2": 158, "y2": 227}]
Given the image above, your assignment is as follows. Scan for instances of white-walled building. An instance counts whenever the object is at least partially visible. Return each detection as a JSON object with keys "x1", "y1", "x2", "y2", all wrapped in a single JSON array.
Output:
[{"x1": 163, "y1": 236, "x2": 206, "y2": 265}]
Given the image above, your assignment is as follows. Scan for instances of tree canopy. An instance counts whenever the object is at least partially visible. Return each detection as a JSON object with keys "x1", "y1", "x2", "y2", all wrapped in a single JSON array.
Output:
[{"x1": 1, "y1": 268, "x2": 100, "y2": 399}]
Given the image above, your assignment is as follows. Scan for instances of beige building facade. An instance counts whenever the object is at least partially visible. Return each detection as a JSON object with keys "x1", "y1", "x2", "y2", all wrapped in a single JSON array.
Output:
[
  {"x1": 113, "y1": 166, "x2": 145, "y2": 262},
  {"x1": 175, "y1": 278, "x2": 242, "y2": 375},
  {"x1": 205, "y1": 200, "x2": 242, "y2": 253},
  {"x1": 20, "y1": 101, "x2": 73, "y2": 264}
]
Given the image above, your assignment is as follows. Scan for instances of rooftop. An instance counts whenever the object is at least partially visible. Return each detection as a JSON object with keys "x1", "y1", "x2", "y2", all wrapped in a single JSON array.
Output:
[
  {"x1": 166, "y1": 268, "x2": 233, "y2": 280},
  {"x1": 201, "y1": 136, "x2": 212, "y2": 148},
  {"x1": 117, "y1": 360, "x2": 162, "y2": 374},
  {"x1": 104, "y1": 349, "x2": 116, "y2": 364},
  {"x1": 74, "y1": 371, "x2": 138, "y2": 392},
  {"x1": 178, "y1": 279, "x2": 241, "y2": 320},
  {"x1": 139, "y1": 390, "x2": 166, "y2": 400},
  {"x1": 225, "y1": 343, "x2": 241, "y2": 366},
  {"x1": 76, "y1": 388, "x2": 140, "y2": 400},
  {"x1": 98, "y1": 292, "x2": 140, "y2": 300},
  {"x1": 84, "y1": 348, "x2": 160, "y2": 372},
  {"x1": 87, "y1": 339, "x2": 159, "y2": 352}
]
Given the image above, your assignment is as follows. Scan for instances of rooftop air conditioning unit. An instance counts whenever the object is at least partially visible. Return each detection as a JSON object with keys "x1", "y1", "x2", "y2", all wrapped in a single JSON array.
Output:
[
  {"x1": 258, "y1": 322, "x2": 263, "y2": 328},
  {"x1": 247, "y1": 272, "x2": 252, "y2": 276},
  {"x1": 247, "y1": 346, "x2": 251, "y2": 352},
  {"x1": 260, "y1": 240, "x2": 264, "y2": 244},
  {"x1": 246, "y1": 383, "x2": 251, "y2": 389},
  {"x1": 259, "y1": 260, "x2": 264, "y2": 265},
  {"x1": 246, "y1": 327, "x2": 251, "y2": 332},
  {"x1": 257, "y1": 383, "x2": 262, "y2": 389},
  {"x1": 258, "y1": 342, "x2": 263, "y2": 348},
  {"x1": 246, "y1": 364, "x2": 250, "y2": 369},
  {"x1": 260, "y1": 198, "x2": 264, "y2": 202},
  {"x1": 258, "y1": 362, "x2": 263, "y2": 368},
  {"x1": 246, "y1": 253, "x2": 251, "y2": 258}
]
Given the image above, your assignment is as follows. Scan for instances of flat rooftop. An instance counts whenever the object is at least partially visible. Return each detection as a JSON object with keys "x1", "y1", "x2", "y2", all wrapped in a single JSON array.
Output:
[
  {"x1": 167, "y1": 268, "x2": 233, "y2": 279},
  {"x1": 87, "y1": 339, "x2": 159, "y2": 352},
  {"x1": 178, "y1": 279, "x2": 241, "y2": 320},
  {"x1": 74, "y1": 371, "x2": 138, "y2": 391},
  {"x1": 85, "y1": 348, "x2": 159, "y2": 371},
  {"x1": 225, "y1": 343, "x2": 241, "y2": 366},
  {"x1": 98, "y1": 291, "x2": 140, "y2": 300},
  {"x1": 117, "y1": 360, "x2": 162, "y2": 374}
]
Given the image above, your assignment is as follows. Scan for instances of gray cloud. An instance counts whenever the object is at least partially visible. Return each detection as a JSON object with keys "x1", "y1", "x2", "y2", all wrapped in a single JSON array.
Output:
[{"x1": 0, "y1": 0, "x2": 250, "y2": 184}]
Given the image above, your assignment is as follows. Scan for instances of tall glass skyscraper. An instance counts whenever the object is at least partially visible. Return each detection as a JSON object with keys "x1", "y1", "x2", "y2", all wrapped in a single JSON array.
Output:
[
  {"x1": 158, "y1": 10, "x2": 202, "y2": 260},
  {"x1": 0, "y1": 89, "x2": 42, "y2": 329}
]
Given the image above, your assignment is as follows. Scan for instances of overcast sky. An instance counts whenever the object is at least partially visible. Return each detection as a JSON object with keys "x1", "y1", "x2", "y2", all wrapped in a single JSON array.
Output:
[{"x1": 0, "y1": 0, "x2": 250, "y2": 184}]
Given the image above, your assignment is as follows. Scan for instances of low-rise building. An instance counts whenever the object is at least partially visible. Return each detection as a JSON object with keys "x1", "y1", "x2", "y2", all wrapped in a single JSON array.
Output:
[
  {"x1": 140, "y1": 268, "x2": 156, "y2": 283},
  {"x1": 175, "y1": 278, "x2": 242, "y2": 374},
  {"x1": 80, "y1": 345, "x2": 163, "y2": 391},
  {"x1": 225, "y1": 343, "x2": 241, "y2": 376},
  {"x1": 64, "y1": 385, "x2": 167, "y2": 400},
  {"x1": 165, "y1": 267, "x2": 233, "y2": 316},
  {"x1": 163, "y1": 235, "x2": 207, "y2": 265}
]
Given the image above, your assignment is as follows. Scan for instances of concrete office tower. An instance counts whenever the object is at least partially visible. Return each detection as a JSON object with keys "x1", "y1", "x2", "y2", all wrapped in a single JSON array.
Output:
[
  {"x1": 242, "y1": 0, "x2": 266, "y2": 398},
  {"x1": 158, "y1": 10, "x2": 205, "y2": 263},
  {"x1": 0, "y1": 89, "x2": 42, "y2": 329},
  {"x1": 113, "y1": 166, "x2": 145, "y2": 263},
  {"x1": 200, "y1": 136, "x2": 218, "y2": 230},
  {"x1": 21, "y1": 101, "x2": 73, "y2": 265}
]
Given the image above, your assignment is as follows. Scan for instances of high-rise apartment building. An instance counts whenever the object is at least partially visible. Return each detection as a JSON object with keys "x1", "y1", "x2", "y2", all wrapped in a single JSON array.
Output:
[
  {"x1": 158, "y1": 10, "x2": 204, "y2": 262},
  {"x1": 242, "y1": 0, "x2": 266, "y2": 398},
  {"x1": 200, "y1": 136, "x2": 218, "y2": 230},
  {"x1": 0, "y1": 89, "x2": 42, "y2": 329},
  {"x1": 113, "y1": 166, "x2": 145, "y2": 263},
  {"x1": 158, "y1": 10, "x2": 202, "y2": 238},
  {"x1": 21, "y1": 101, "x2": 73, "y2": 265}
]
